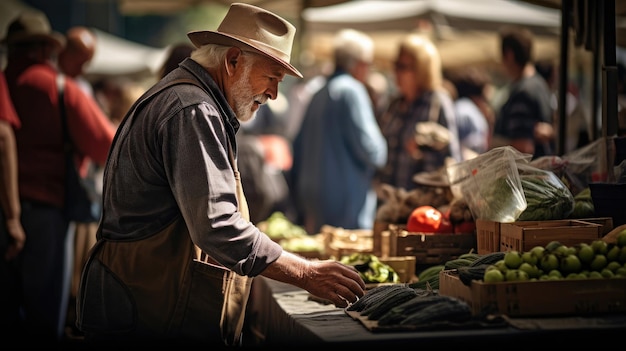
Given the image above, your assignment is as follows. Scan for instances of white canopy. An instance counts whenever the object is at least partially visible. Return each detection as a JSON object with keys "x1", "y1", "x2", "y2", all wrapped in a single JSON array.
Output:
[
  {"x1": 300, "y1": 0, "x2": 562, "y2": 68},
  {"x1": 85, "y1": 28, "x2": 169, "y2": 77},
  {"x1": 302, "y1": 0, "x2": 561, "y2": 35}
]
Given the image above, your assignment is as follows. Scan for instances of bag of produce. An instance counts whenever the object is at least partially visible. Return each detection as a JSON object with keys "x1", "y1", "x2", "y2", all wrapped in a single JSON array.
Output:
[
  {"x1": 446, "y1": 146, "x2": 530, "y2": 222},
  {"x1": 516, "y1": 163, "x2": 575, "y2": 221}
]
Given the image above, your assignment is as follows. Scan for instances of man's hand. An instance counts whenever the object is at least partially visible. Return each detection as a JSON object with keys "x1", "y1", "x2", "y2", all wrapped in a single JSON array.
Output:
[
  {"x1": 262, "y1": 251, "x2": 366, "y2": 308},
  {"x1": 4, "y1": 217, "x2": 25, "y2": 261},
  {"x1": 302, "y1": 260, "x2": 366, "y2": 308}
]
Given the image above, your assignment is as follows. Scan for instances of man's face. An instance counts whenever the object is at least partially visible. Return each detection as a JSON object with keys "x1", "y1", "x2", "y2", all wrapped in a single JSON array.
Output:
[{"x1": 230, "y1": 52, "x2": 286, "y2": 122}]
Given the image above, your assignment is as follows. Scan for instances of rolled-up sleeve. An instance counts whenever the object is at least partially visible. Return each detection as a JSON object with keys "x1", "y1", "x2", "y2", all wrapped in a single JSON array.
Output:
[{"x1": 163, "y1": 102, "x2": 282, "y2": 276}]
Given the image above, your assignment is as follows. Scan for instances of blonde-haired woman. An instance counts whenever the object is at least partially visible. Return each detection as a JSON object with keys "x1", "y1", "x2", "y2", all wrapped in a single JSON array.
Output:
[{"x1": 376, "y1": 33, "x2": 461, "y2": 191}]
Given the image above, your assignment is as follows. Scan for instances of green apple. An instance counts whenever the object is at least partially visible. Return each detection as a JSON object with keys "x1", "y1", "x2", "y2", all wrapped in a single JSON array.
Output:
[
  {"x1": 545, "y1": 240, "x2": 563, "y2": 253},
  {"x1": 615, "y1": 267, "x2": 626, "y2": 277},
  {"x1": 504, "y1": 251, "x2": 523, "y2": 269},
  {"x1": 553, "y1": 245, "x2": 570, "y2": 257},
  {"x1": 601, "y1": 268, "x2": 614, "y2": 278},
  {"x1": 566, "y1": 272, "x2": 585, "y2": 279},
  {"x1": 484, "y1": 268, "x2": 504, "y2": 283},
  {"x1": 576, "y1": 244, "x2": 595, "y2": 264},
  {"x1": 590, "y1": 254, "x2": 608, "y2": 271},
  {"x1": 521, "y1": 251, "x2": 538, "y2": 266},
  {"x1": 529, "y1": 245, "x2": 545, "y2": 260},
  {"x1": 607, "y1": 244, "x2": 621, "y2": 262},
  {"x1": 591, "y1": 240, "x2": 608, "y2": 255},
  {"x1": 588, "y1": 271, "x2": 603, "y2": 279},
  {"x1": 518, "y1": 262, "x2": 540, "y2": 279},
  {"x1": 494, "y1": 259, "x2": 508, "y2": 273},
  {"x1": 505, "y1": 269, "x2": 529, "y2": 282},
  {"x1": 564, "y1": 246, "x2": 577, "y2": 256},
  {"x1": 540, "y1": 253, "x2": 559, "y2": 273},
  {"x1": 560, "y1": 254, "x2": 582, "y2": 274},
  {"x1": 548, "y1": 269, "x2": 563, "y2": 279},
  {"x1": 485, "y1": 264, "x2": 499, "y2": 272},
  {"x1": 606, "y1": 261, "x2": 622, "y2": 273}
]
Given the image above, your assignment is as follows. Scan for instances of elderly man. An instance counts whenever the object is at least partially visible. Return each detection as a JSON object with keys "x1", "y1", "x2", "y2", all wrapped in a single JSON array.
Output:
[{"x1": 76, "y1": 3, "x2": 365, "y2": 346}]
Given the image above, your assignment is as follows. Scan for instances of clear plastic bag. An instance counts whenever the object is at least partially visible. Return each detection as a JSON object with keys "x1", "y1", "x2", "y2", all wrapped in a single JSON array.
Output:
[
  {"x1": 516, "y1": 163, "x2": 575, "y2": 221},
  {"x1": 446, "y1": 146, "x2": 530, "y2": 222}
]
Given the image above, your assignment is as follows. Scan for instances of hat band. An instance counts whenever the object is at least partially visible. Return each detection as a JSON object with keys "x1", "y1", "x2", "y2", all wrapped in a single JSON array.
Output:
[{"x1": 232, "y1": 35, "x2": 291, "y2": 64}]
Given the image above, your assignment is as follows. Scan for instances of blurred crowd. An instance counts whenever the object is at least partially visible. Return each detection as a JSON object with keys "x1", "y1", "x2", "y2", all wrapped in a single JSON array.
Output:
[{"x1": 0, "y1": 5, "x2": 616, "y2": 345}]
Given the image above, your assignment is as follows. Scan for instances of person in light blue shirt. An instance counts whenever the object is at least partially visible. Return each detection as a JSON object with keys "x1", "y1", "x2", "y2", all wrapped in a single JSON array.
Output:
[{"x1": 290, "y1": 29, "x2": 387, "y2": 234}]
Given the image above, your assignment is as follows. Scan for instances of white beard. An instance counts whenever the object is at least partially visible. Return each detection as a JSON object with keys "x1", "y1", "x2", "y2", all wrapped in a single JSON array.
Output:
[{"x1": 231, "y1": 62, "x2": 265, "y2": 122}]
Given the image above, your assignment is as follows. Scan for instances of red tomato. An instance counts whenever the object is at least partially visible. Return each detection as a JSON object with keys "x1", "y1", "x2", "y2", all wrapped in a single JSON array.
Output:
[
  {"x1": 406, "y1": 206, "x2": 443, "y2": 233},
  {"x1": 437, "y1": 218, "x2": 454, "y2": 233}
]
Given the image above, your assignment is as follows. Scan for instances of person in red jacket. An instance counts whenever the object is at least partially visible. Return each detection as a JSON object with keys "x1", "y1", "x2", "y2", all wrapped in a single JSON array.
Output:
[
  {"x1": 0, "y1": 71, "x2": 25, "y2": 262},
  {"x1": 1, "y1": 11, "x2": 115, "y2": 342}
]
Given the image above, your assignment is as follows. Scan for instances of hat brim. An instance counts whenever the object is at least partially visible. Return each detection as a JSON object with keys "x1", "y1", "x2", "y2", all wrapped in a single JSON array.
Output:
[
  {"x1": 4, "y1": 32, "x2": 65, "y2": 53},
  {"x1": 412, "y1": 171, "x2": 450, "y2": 187},
  {"x1": 187, "y1": 31, "x2": 302, "y2": 78}
]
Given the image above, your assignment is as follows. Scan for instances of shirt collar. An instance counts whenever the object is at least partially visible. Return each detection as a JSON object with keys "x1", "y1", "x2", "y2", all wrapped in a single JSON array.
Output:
[{"x1": 178, "y1": 58, "x2": 241, "y2": 133}]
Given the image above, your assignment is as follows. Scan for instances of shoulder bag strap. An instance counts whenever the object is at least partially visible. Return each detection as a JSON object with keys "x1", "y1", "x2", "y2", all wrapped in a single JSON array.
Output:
[{"x1": 57, "y1": 74, "x2": 72, "y2": 153}]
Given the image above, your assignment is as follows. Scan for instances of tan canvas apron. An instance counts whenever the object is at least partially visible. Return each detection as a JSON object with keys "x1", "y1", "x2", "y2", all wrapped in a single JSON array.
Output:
[
  {"x1": 195, "y1": 152, "x2": 253, "y2": 346},
  {"x1": 76, "y1": 78, "x2": 253, "y2": 345}
]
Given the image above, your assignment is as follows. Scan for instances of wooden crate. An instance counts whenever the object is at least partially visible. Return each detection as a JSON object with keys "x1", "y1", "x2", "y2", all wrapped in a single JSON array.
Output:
[
  {"x1": 476, "y1": 219, "x2": 501, "y2": 254},
  {"x1": 477, "y1": 218, "x2": 611, "y2": 254},
  {"x1": 439, "y1": 270, "x2": 626, "y2": 317},
  {"x1": 380, "y1": 224, "x2": 476, "y2": 265},
  {"x1": 499, "y1": 219, "x2": 603, "y2": 252},
  {"x1": 322, "y1": 226, "x2": 373, "y2": 259},
  {"x1": 380, "y1": 256, "x2": 417, "y2": 283},
  {"x1": 372, "y1": 220, "x2": 392, "y2": 257}
]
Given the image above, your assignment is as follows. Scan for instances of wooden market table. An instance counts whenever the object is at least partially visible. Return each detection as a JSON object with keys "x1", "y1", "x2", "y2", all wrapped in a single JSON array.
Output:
[{"x1": 242, "y1": 276, "x2": 626, "y2": 347}]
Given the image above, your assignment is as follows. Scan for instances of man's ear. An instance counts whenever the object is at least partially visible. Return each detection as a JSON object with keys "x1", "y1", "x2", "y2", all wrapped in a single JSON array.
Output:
[{"x1": 225, "y1": 47, "x2": 243, "y2": 76}]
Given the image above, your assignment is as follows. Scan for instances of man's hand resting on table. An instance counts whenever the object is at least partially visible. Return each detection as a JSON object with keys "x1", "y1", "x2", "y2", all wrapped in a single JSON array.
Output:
[{"x1": 261, "y1": 251, "x2": 366, "y2": 308}]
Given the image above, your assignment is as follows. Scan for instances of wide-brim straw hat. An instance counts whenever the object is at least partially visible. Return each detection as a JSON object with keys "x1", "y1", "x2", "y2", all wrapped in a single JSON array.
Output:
[
  {"x1": 187, "y1": 3, "x2": 302, "y2": 78},
  {"x1": 3, "y1": 11, "x2": 65, "y2": 53}
]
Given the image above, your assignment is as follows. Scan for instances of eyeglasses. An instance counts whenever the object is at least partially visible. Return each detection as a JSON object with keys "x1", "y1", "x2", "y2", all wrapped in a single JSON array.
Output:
[{"x1": 393, "y1": 61, "x2": 413, "y2": 72}]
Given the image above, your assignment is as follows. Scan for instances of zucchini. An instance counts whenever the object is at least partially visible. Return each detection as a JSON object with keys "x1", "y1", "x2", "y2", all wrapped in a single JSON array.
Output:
[
  {"x1": 377, "y1": 295, "x2": 456, "y2": 326},
  {"x1": 398, "y1": 298, "x2": 472, "y2": 326},
  {"x1": 362, "y1": 287, "x2": 419, "y2": 319}
]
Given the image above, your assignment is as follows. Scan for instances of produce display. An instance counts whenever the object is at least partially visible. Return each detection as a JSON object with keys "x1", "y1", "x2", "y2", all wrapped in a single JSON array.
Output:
[
  {"x1": 339, "y1": 253, "x2": 400, "y2": 284},
  {"x1": 406, "y1": 205, "x2": 451, "y2": 233},
  {"x1": 258, "y1": 211, "x2": 308, "y2": 240},
  {"x1": 568, "y1": 187, "x2": 595, "y2": 218},
  {"x1": 257, "y1": 212, "x2": 325, "y2": 253},
  {"x1": 346, "y1": 284, "x2": 474, "y2": 328},
  {"x1": 481, "y1": 230, "x2": 626, "y2": 283},
  {"x1": 516, "y1": 173, "x2": 574, "y2": 221}
]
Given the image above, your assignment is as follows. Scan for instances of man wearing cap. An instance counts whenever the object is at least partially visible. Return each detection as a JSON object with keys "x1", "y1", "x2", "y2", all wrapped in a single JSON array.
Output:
[
  {"x1": 75, "y1": 3, "x2": 365, "y2": 346},
  {"x1": 2, "y1": 11, "x2": 116, "y2": 342}
]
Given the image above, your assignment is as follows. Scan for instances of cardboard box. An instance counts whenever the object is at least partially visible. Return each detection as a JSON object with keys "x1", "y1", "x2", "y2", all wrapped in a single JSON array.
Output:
[
  {"x1": 381, "y1": 225, "x2": 476, "y2": 265},
  {"x1": 476, "y1": 219, "x2": 604, "y2": 254},
  {"x1": 438, "y1": 270, "x2": 626, "y2": 317}
]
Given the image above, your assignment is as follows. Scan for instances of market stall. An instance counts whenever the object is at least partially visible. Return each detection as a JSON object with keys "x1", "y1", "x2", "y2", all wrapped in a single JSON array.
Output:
[{"x1": 244, "y1": 276, "x2": 626, "y2": 346}]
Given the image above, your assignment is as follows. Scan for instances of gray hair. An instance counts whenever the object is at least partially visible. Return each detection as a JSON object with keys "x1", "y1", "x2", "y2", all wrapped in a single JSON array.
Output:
[
  {"x1": 190, "y1": 44, "x2": 231, "y2": 69},
  {"x1": 333, "y1": 29, "x2": 373, "y2": 71},
  {"x1": 190, "y1": 43, "x2": 261, "y2": 72}
]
